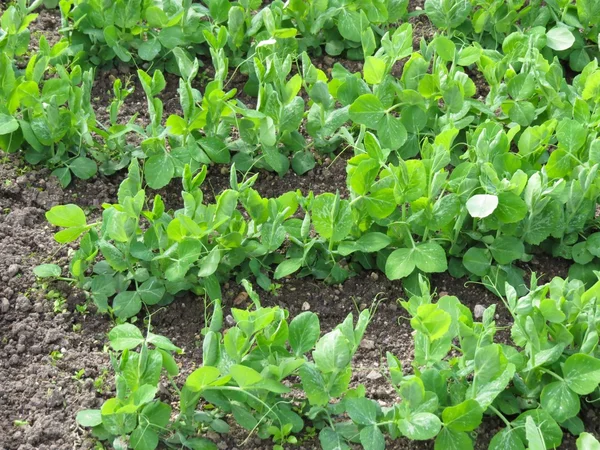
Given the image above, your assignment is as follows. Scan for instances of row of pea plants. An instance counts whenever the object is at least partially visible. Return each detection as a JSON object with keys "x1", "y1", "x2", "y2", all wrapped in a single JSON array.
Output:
[{"x1": 69, "y1": 275, "x2": 600, "y2": 450}]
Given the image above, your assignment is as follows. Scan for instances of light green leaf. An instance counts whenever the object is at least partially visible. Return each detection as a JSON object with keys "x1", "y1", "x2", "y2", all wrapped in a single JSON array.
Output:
[
  {"x1": 466, "y1": 194, "x2": 498, "y2": 218},
  {"x1": 185, "y1": 366, "x2": 221, "y2": 392},
  {"x1": 46, "y1": 204, "x2": 87, "y2": 228},
  {"x1": 289, "y1": 312, "x2": 320, "y2": 356},
  {"x1": 313, "y1": 329, "x2": 351, "y2": 374},
  {"x1": 33, "y1": 264, "x2": 62, "y2": 278},
  {"x1": 76, "y1": 409, "x2": 102, "y2": 427},
  {"x1": 577, "y1": 432, "x2": 600, "y2": 450},
  {"x1": 364, "y1": 56, "x2": 386, "y2": 85},
  {"x1": 108, "y1": 324, "x2": 144, "y2": 351},
  {"x1": 229, "y1": 364, "x2": 263, "y2": 387},
  {"x1": 546, "y1": 27, "x2": 575, "y2": 51}
]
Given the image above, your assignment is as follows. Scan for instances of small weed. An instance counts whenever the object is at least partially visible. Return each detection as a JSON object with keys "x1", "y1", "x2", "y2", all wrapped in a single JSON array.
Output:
[{"x1": 49, "y1": 350, "x2": 63, "y2": 365}]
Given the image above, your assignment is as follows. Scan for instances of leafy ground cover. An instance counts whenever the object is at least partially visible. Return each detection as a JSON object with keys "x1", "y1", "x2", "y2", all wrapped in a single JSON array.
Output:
[{"x1": 1, "y1": 0, "x2": 600, "y2": 449}]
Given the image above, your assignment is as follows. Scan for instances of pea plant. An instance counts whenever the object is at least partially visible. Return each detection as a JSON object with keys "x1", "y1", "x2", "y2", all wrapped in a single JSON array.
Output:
[
  {"x1": 423, "y1": 0, "x2": 600, "y2": 71},
  {"x1": 75, "y1": 322, "x2": 182, "y2": 450},
  {"x1": 72, "y1": 275, "x2": 600, "y2": 450}
]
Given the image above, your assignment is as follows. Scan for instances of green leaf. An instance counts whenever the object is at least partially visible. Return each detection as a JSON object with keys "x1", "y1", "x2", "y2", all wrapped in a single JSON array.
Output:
[
  {"x1": 76, "y1": 409, "x2": 102, "y2": 427},
  {"x1": 319, "y1": 428, "x2": 351, "y2": 450},
  {"x1": 490, "y1": 236, "x2": 524, "y2": 265},
  {"x1": 299, "y1": 363, "x2": 329, "y2": 406},
  {"x1": 229, "y1": 364, "x2": 262, "y2": 387},
  {"x1": 434, "y1": 36, "x2": 456, "y2": 61},
  {"x1": 185, "y1": 366, "x2": 221, "y2": 392},
  {"x1": 0, "y1": 114, "x2": 19, "y2": 135},
  {"x1": 462, "y1": 247, "x2": 491, "y2": 276},
  {"x1": 145, "y1": 153, "x2": 174, "y2": 189},
  {"x1": 468, "y1": 362, "x2": 515, "y2": 409},
  {"x1": 442, "y1": 399, "x2": 483, "y2": 432},
  {"x1": 109, "y1": 324, "x2": 144, "y2": 351},
  {"x1": 54, "y1": 226, "x2": 87, "y2": 243},
  {"x1": 507, "y1": 101, "x2": 535, "y2": 126},
  {"x1": 424, "y1": 0, "x2": 471, "y2": 29},
  {"x1": 489, "y1": 428, "x2": 525, "y2": 450},
  {"x1": 360, "y1": 425, "x2": 385, "y2": 450},
  {"x1": 289, "y1": 312, "x2": 320, "y2": 356},
  {"x1": 312, "y1": 193, "x2": 353, "y2": 242},
  {"x1": 435, "y1": 428, "x2": 473, "y2": 450},
  {"x1": 46, "y1": 204, "x2": 86, "y2": 228},
  {"x1": 337, "y1": 9, "x2": 363, "y2": 42},
  {"x1": 113, "y1": 291, "x2": 142, "y2": 319},
  {"x1": 349, "y1": 94, "x2": 385, "y2": 129},
  {"x1": 512, "y1": 410, "x2": 562, "y2": 449},
  {"x1": 69, "y1": 157, "x2": 97, "y2": 180},
  {"x1": 563, "y1": 353, "x2": 600, "y2": 395},
  {"x1": 197, "y1": 247, "x2": 221, "y2": 278},
  {"x1": 414, "y1": 242, "x2": 448, "y2": 273},
  {"x1": 274, "y1": 258, "x2": 303, "y2": 279},
  {"x1": 398, "y1": 412, "x2": 442, "y2": 440},
  {"x1": 291, "y1": 151, "x2": 315, "y2": 175},
  {"x1": 346, "y1": 398, "x2": 377, "y2": 425},
  {"x1": 147, "y1": 332, "x2": 180, "y2": 352},
  {"x1": 137, "y1": 278, "x2": 165, "y2": 305},
  {"x1": 379, "y1": 114, "x2": 407, "y2": 150},
  {"x1": 385, "y1": 247, "x2": 416, "y2": 280},
  {"x1": 525, "y1": 416, "x2": 545, "y2": 450},
  {"x1": 130, "y1": 425, "x2": 158, "y2": 450},
  {"x1": 138, "y1": 38, "x2": 161, "y2": 61},
  {"x1": 33, "y1": 264, "x2": 61, "y2": 278},
  {"x1": 52, "y1": 168, "x2": 72, "y2": 188},
  {"x1": 495, "y1": 192, "x2": 527, "y2": 223},
  {"x1": 313, "y1": 329, "x2": 351, "y2": 374},
  {"x1": 540, "y1": 381, "x2": 580, "y2": 423}
]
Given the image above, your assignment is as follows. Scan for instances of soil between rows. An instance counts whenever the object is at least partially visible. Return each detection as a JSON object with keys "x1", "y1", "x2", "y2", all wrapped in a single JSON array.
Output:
[{"x1": 0, "y1": 5, "x2": 598, "y2": 450}]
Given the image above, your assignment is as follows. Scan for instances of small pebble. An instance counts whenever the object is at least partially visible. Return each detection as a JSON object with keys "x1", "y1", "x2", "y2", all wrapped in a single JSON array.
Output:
[
  {"x1": 1, "y1": 298, "x2": 9, "y2": 313},
  {"x1": 225, "y1": 315, "x2": 235, "y2": 326},
  {"x1": 7, "y1": 264, "x2": 20, "y2": 278},
  {"x1": 15, "y1": 295, "x2": 31, "y2": 312},
  {"x1": 361, "y1": 339, "x2": 375, "y2": 350},
  {"x1": 301, "y1": 302, "x2": 310, "y2": 311},
  {"x1": 474, "y1": 304, "x2": 486, "y2": 319},
  {"x1": 367, "y1": 370, "x2": 383, "y2": 380}
]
